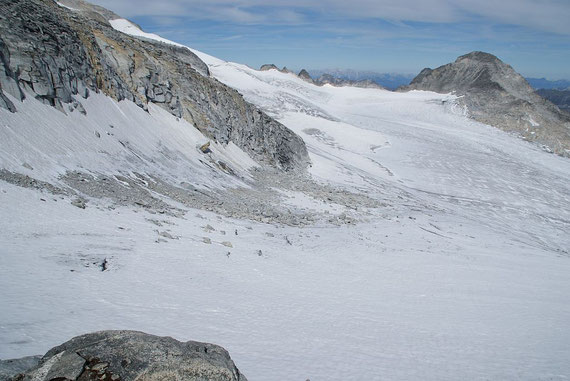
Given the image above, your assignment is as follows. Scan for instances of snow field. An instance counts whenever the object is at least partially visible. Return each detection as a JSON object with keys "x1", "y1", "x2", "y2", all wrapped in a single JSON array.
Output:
[{"x1": 0, "y1": 17, "x2": 569, "y2": 381}]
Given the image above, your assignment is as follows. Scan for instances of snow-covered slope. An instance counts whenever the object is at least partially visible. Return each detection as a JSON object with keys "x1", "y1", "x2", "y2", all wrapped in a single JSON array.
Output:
[
  {"x1": 1, "y1": 15, "x2": 570, "y2": 381},
  {"x1": 0, "y1": 91, "x2": 257, "y2": 186}
]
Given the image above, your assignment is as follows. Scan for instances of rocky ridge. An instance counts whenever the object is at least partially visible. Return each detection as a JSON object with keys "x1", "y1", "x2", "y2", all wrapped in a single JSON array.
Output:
[
  {"x1": 0, "y1": 0, "x2": 308, "y2": 170},
  {"x1": 259, "y1": 65, "x2": 385, "y2": 89},
  {"x1": 307, "y1": 69, "x2": 414, "y2": 90},
  {"x1": 402, "y1": 51, "x2": 570, "y2": 157},
  {"x1": 2, "y1": 330, "x2": 247, "y2": 381},
  {"x1": 313, "y1": 73, "x2": 384, "y2": 89}
]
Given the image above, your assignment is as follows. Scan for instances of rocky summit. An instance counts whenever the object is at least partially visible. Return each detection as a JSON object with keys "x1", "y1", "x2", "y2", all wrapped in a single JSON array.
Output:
[
  {"x1": 3, "y1": 330, "x2": 247, "y2": 381},
  {"x1": 402, "y1": 51, "x2": 570, "y2": 157},
  {"x1": 0, "y1": 0, "x2": 308, "y2": 170},
  {"x1": 297, "y1": 69, "x2": 314, "y2": 83}
]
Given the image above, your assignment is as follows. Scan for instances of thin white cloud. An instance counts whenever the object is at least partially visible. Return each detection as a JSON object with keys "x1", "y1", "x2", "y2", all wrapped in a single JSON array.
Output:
[
  {"x1": 455, "y1": 0, "x2": 570, "y2": 35},
  {"x1": 218, "y1": 35, "x2": 245, "y2": 41},
  {"x1": 89, "y1": 0, "x2": 570, "y2": 35}
]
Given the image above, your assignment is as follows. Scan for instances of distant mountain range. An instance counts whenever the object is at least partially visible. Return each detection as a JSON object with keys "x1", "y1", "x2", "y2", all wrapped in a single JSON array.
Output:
[
  {"x1": 307, "y1": 70, "x2": 570, "y2": 92},
  {"x1": 304, "y1": 69, "x2": 570, "y2": 113},
  {"x1": 526, "y1": 78, "x2": 570, "y2": 90},
  {"x1": 307, "y1": 69, "x2": 415, "y2": 90},
  {"x1": 536, "y1": 89, "x2": 570, "y2": 112}
]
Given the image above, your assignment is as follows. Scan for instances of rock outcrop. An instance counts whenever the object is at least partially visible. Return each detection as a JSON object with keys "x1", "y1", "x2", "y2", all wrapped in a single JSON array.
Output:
[
  {"x1": 8, "y1": 330, "x2": 247, "y2": 381},
  {"x1": 402, "y1": 51, "x2": 570, "y2": 157},
  {"x1": 259, "y1": 65, "x2": 385, "y2": 89},
  {"x1": 297, "y1": 69, "x2": 314, "y2": 83},
  {"x1": 259, "y1": 64, "x2": 295, "y2": 75},
  {"x1": 0, "y1": 356, "x2": 41, "y2": 381},
  {"x1": 315, "y1": 74, "x2": 384, "y2": 89},
  {"x1": 0, "y1": 0, "x2": 309, "y2": 170},
  {"x1": 259, "y1": 64, "x2": 278, "y2": 71}
]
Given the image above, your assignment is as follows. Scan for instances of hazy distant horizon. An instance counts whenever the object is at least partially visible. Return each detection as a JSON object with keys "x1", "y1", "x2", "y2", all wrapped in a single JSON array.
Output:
[{"x1": 219, "y1": 65, "x2": 570, "y2": 90}]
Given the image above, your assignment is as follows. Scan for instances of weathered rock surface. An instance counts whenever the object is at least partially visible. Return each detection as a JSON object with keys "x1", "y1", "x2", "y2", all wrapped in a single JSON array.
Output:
[
  {"x1": 0, "y1": 356, "x2": 41, "y2": 381},
  {"x1": 10, "y1": 330, "x2": 247, "y2": 381},
  {"x1": 0, "y1": 0, "x2": 308, "y2": 170},
  {"x1": 402, "y1": 51, "x2": 570, "y2": 157}
]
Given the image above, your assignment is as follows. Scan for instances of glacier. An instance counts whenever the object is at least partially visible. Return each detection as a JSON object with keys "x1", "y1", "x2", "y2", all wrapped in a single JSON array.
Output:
[{"x1": 0, "y1": 17, "x2": 569, "y2": 381}]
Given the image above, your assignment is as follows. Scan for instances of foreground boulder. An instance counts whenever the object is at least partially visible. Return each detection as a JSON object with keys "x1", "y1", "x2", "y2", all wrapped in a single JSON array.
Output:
[
  {"x1": 9, "y1": 330, "x2": 247, "y2": 381},
  {"x1": 0, "y1": 356, "x2": 41, "y2": 381}
]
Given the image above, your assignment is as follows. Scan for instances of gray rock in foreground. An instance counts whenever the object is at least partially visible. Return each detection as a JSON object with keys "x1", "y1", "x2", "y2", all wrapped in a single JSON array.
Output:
[
  {"x1": 11, "y1": 330, "x2": 247, "y2": 381},
  {"x1": 0, "y1": 356, "x2": 41, "y2": 381}
]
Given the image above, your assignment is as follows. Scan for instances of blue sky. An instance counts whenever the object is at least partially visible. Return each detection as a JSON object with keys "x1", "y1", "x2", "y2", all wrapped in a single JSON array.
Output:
[{"x1": 91, "y1": 0, "x2": 570, "y2": 79}]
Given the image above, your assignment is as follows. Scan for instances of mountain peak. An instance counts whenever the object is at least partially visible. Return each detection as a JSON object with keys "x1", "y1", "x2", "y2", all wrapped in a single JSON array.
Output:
[
  {"x1": 404, "y1": 51, "x2": 570, "y2": 156},
  {"x1": 298, "y1": 69, "x2": 312, "y2": 79},
  {"x1": 260, "y1": 64, "x2": 278, "y2": 71},
  {"x1": 456, "y1": 51, "x2": 502, "y2": 64}
]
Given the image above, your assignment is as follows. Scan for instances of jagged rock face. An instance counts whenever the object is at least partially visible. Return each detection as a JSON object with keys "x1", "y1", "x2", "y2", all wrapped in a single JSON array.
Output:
[
  {"x1": 404, "y1": 51, "x2": 570, "y2": 157},
  {"x1": 297, "y1": 69, "x2": 314, "y2": 83},
  {"x1": 11, "y1": 330, "x2": 247, "y2": 381},
  {"x1": 0, "y1": 0, "x2": 309, "y2": 171}
]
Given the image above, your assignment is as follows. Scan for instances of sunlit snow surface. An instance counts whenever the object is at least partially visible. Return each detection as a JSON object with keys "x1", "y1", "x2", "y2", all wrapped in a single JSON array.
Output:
[{"x1": 0, "y1": 20, "x2": 569, "y2": 381}]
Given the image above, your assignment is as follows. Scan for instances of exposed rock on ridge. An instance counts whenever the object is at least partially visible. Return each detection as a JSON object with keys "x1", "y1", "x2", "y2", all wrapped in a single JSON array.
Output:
[
  {"x1": 0, "y1": 0, "x2": 309, "y2": 170},
  {"x1": 402, "y1": 51, "x2": 570, "y2": 157},
  {"x1": 297, "y1": 69, "x2": 313, "y2": 83},
  {"x1": 314, "y1": 73, "x2": 384, "y2": 89},
  {"x1": 259, "y1": 65, "x2": 385, "y2": 89},
  {"x1": 6, "y1": 330, "x2": 247, "y2": 381},
  {"x1": 259, "y1": 64, "x2": 278, "y2": 71}
]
